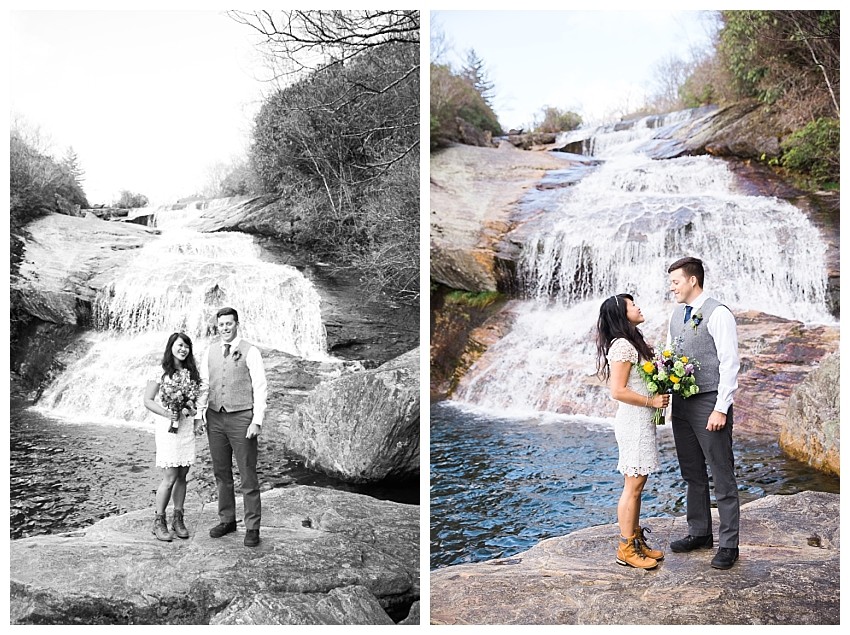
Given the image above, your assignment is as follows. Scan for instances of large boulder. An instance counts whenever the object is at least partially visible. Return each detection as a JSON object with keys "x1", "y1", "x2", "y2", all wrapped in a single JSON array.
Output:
[
  {"x1": 781, "y1": 352, "x2": 839, "y2": 475},
  {"x1": 430, "y1": 491, "x2": 838, "y2": 625},
  {"x1": 9, "y1": 485, "x2": 419, "y2": 625},
  {"x1": 280, "y1": 348, "x2": 420, "y2": 483},
  {"x1": 734, "y1": 312, "x2": 839, "y2": 440}
]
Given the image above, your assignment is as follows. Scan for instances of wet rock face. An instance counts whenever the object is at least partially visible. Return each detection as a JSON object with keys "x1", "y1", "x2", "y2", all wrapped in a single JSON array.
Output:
[
  {"x1": 430, "y1": 491, "x2": 839, "y2": 625},
  {"x1": 782, "y1": 352, "x2": 839, "y2": 475},
  {"x1": 12, "y1": 213, "x2": 159, "y2": 326},
  {"x1": 430, "y1": 143, "x2": 573, "y2": 292},
  {"x1": 9, "y1": 486, "x2": 419, "y2": 625}
]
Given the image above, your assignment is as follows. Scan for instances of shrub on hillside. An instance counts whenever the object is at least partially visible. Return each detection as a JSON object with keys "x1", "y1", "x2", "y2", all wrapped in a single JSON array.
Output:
[
  {"x1": 430, "y1": 62, "x2": 501, "y2": 148},
  {"x1": 780, "y1": 117, "x2": 839, "y2": 184},
  {"x1": 250, "y1": 40, "x2": 420, "y2": 300},
  {"x1": 10, "y1": 129, "x2": 89, "y2": 229}
]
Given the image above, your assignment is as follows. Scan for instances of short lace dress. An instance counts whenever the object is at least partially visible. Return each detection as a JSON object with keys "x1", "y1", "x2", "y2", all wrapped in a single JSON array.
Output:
[
  {"x1": 150, "y1": 369, "x2": 196, "y2": 469},
  {"x1": 607, "y1": 338, "x2": 660, "y2": 476}
]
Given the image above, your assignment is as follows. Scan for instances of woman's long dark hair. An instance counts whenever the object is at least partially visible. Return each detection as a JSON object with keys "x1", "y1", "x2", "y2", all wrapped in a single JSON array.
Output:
[
  {"x1": 595, "y1": 293, "x2": 654, "y2": 381},
  {"x1": 161, "y1": 332, "x2": 201, "y2": 383}
]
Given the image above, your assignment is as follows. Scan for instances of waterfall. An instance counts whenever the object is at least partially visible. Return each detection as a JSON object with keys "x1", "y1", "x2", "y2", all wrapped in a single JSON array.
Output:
[
  {"x1": 454, "y1": 109, "x2": 834, "y2": 416},
  {"x1": 34, "y1": 208, "x2": 328, "y2": 427}
]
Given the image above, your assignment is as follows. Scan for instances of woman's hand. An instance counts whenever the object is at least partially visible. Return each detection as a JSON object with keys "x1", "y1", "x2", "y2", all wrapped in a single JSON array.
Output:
[{"x1": 649, "y1": 394, "x2": 670, "y2": 409}]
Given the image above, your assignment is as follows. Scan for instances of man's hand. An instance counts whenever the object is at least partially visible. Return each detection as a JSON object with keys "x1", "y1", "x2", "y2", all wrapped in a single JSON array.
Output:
[
  {"x1": 246, "y1": 422, "x2": 261, "y2": 439},
  {"x1": 706, "y1": 410, "x2": 727, "y2": 432},
  {"x1": 193, "y1": 418, "x2": 206, "y2": 436}
]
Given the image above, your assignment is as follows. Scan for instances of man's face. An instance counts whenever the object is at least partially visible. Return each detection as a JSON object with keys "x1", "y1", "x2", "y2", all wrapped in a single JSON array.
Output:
[
  {"x1": 217, "y1": 315, "x2": 239, "y2": 343},
  {"x1": 668, "y1": 268, "x2": 697, "y2": 305}
]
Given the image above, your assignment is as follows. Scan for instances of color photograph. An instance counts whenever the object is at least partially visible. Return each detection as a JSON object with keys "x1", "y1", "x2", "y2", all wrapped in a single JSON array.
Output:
[{"x1": 429, "y1": 9, "x2": 839, "y2": 625}]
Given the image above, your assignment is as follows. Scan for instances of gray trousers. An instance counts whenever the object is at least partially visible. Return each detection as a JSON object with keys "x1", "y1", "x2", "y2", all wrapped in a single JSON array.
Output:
[
  {"x1": 671, "y1": 392, "x2": 739, "y2": 548},
  {"x1": 207, "y1": 408, "x2": 261, "y2": 530}
]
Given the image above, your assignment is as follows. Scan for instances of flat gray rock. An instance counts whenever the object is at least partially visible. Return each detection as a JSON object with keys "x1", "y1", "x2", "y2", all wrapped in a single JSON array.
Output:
[
  {"x1": 10, "y1": 486, "x2": 419, "y2": 625},
  {"x1": 430, "y1": 491, "x2": 838, "y2": 625}
]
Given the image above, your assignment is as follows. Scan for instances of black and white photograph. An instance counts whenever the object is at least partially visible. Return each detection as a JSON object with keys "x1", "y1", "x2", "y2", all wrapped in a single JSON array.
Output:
[
  {"x1": 8, "y1": 8, "x2": 420, "y2": 625},
  {"x1": 5, "y1": 4, "x2": 843, "y2": 630}
]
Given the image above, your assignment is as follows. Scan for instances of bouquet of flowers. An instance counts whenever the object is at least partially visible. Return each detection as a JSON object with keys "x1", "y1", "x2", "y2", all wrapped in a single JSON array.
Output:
[
  {"x1": 637, "y1": 346, "x2": 700, "y2": 425},
  {"x1": 160, "y1": 369, "x2": 199, "y2": 434}
]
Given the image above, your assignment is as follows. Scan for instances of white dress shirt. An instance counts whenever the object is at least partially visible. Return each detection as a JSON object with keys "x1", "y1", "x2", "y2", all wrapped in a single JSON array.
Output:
[
  {"x1": 668, "y1": 292, "x2": 740, "y2": 414},
  {"x1": 195, "y1": 334, "x2": 267, "y2": 427}
]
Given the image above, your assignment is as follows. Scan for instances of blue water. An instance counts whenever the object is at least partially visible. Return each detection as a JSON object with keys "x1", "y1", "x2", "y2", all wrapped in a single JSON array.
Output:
[{"x1": 430, "y1": 401, "x2": 839, "y2": 570}]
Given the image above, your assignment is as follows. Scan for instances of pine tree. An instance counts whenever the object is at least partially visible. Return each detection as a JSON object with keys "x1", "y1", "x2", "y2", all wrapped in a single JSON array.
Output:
[
  {"x1": 461, "y1": 48, "x2": 495, "y2": 106},
  {"x1": 62, "y1": 146, "x2": 85, "y2": 186}
]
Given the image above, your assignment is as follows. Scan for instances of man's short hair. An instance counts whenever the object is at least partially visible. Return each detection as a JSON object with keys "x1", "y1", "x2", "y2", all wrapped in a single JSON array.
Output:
[
  {"x1": 668, "y1": 257, "x2": 705, "y2": 288},
  {"x1": 216, "y1": 306, "x2": 239, "y2": 322}
]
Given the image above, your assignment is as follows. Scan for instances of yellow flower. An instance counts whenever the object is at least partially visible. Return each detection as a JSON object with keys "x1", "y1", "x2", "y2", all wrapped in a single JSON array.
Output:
[
  {"x1": 670, "y1": 375, "x2": 681, "y2": 384},
  {"x1": 642, "y1": 361, "x2": 655, "y2": 373},
  {"x1": 662, "y1": 349, "x2": 672, "y2": 359},
  {"x1": 680, "y1": 356, "x2": 688, "y2": 363}
]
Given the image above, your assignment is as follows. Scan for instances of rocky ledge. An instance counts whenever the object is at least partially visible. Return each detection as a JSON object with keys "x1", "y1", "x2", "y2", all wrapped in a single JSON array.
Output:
[
  {"x1": 430, "y1": 491, "x2": 838, "y2": 625},
  {"x1": 430, "y1": 142, "x2": 577, "y2": 292},
  {"x1": 10, "y1": 486, "x2": 419, "y2": 625}
]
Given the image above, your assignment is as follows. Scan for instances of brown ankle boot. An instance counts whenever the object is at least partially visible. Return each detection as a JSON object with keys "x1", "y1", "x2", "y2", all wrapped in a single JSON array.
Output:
[
  {"x1": 152, "y1": 513, "x2": 172, "y2": 542},
  {"x1": 636, "y1": 525, "x2": 664, "y2": 561},
  {"x1": 171, "y1": 509, "x2": 189, "y2": 539},
  {"x1": 616, "y1": 533, "x2": 658, "y2": 569}
]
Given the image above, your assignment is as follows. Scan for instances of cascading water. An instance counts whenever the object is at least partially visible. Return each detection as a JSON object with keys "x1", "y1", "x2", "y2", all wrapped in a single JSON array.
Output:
[
  {"x1": 34, "y1": 203, "x2": 329, "y2": 428},
  {"x1": 453, "y1": 109, "x2": 835, "y2": 416}
]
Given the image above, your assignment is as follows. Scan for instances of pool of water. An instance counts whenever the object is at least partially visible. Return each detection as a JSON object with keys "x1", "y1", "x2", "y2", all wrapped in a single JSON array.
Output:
[
  {"x1": 10, "y1": 399, "x2": 418, "y2": 540},
  {"x1": 430, "y1": 401, "x2": 839, "y2": 570}
]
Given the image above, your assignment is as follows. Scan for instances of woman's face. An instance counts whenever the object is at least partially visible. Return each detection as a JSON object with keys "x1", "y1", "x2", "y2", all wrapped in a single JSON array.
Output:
[
  {"x1": 624, "y1": 298, "x2": 645, "y2": 326},
  {"x1": 172, "y1": 337, "x2": 191, "y2": 362}
]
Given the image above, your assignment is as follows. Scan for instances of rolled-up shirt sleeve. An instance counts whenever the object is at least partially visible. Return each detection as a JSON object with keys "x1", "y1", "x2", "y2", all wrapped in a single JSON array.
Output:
[
  {"x1": 195, "y1": 347, "x2": 209, "y2": 419},
  {"x1": 246, "y1": 346, "x2": 267, "y2": 426},
  {"x1": 708, "y1": 306, "x2": 740, "y2": 414}
]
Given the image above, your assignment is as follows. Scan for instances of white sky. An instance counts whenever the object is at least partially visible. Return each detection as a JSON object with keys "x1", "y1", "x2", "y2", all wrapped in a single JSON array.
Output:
[
  {"x1": 433, "y1": 10, "x2": 719, "y2": 130},
  {"x1": 9, "y1": 10, "x2": 269, "y2": 205}
]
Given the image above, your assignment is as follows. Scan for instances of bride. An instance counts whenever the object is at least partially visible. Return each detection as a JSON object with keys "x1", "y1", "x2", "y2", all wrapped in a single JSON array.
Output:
[
  {"x1": 595, "y1": 293, "x2": 669, "y2": 569},
  {"x1": 143, "y1": 332, "x2": 203, "y2": 542}
]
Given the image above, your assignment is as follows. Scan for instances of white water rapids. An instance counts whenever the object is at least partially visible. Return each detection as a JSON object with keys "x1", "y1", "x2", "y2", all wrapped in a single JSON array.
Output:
[
  {"x1": 453, "y1": 110, "x2": 835, "y2": 417},
  {"x1": 34, "y1": 203, "x2": 328, "y2": 428}
]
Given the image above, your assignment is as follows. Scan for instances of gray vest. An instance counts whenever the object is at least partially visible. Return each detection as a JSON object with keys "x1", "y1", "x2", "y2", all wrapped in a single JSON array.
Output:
[
  {"x1": 670, "y1": 297, "x2": 725, "y2": 394},
  {"x1": 208, "y1": 339, "x2": 254, "y2": 413}
]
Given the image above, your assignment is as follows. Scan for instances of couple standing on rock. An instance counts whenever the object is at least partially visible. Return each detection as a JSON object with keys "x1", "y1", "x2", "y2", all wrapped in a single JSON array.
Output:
[
  {"x1": 596, "y1": 257, "x2": 741, "y2": 571},
  {"x1": 143, "y1": 306, "x2": 267, "y2": 548}
]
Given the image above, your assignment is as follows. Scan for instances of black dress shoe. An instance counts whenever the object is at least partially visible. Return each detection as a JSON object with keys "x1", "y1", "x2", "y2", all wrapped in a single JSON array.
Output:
[
  {"x1": 209, "y1": 520, "x2": 237, "y2": 538},
  {"x1": 244, "y1": 529, "x2": 260, "y2": 547},
  {"x1": 670, "y1": 534, "x2": 714, "y2": 553},
  {"x1": 711, "y1": 547, "x2": 739, "y2": 569}
]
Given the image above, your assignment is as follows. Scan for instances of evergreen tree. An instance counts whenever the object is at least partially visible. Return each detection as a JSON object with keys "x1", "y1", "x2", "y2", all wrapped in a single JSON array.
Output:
[
  {"x1": 61, "y1": 146, "x2": 85, "y2": 186},
  {"x1": 461, "y1": 48, "x2": 495, "y2": 106}
]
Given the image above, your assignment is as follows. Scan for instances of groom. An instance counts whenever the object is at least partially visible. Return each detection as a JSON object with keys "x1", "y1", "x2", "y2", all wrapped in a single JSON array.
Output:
[
  {"x1": 666, "y1": 257, "x2": 741, "y2": 569},
  {"x1": 195, "y1": 306, "x2": 267, "y2": 547}
]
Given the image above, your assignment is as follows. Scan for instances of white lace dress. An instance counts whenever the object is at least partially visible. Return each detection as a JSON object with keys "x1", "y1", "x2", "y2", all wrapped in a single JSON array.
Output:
[
  {"x1": 150, "y1": 369, "x2": 196, "y2": 469},
  {"x1": 607, "y1": 338, "x2": 660, "y2": 476}
]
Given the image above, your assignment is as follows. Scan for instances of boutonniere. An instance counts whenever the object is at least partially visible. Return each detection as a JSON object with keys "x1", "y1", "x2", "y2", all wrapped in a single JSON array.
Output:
[
  {"x1": 231, "y1": 349, "x2": 243, "y2": 362},
  {"x1": 690, "y1": 312, "x2": 703, "y2": 332}
]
